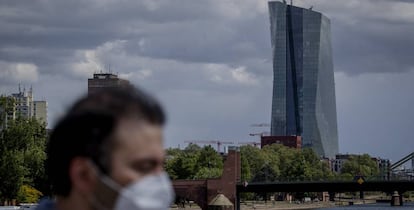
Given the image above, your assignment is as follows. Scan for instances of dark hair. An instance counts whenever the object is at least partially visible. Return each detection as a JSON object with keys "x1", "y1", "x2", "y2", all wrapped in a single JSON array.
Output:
[{"x1": 46, "y1": 86, "x2": 165, "y2": 196}]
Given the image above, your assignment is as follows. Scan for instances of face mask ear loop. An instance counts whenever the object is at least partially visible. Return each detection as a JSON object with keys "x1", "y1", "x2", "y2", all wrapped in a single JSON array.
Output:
[{"x1": 88, "y1": 160, "x2": 123, "y2": 192}]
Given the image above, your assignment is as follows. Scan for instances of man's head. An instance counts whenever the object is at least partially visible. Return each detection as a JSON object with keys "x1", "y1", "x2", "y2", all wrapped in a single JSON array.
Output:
[{"x1": 47, "y1": 86, "x2": 169, "y2": 209}]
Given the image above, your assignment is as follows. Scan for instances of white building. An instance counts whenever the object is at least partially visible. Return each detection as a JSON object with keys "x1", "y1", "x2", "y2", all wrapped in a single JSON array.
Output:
[
  {"x1": 2, "y1": 86, "x2": 48, "y2": 126},
  {"x1": 11, "y1": 87, "x2": 34, "y2": 119},
  {"x1": 33, "y1": 101, "x2": 47, "y2": 125}
]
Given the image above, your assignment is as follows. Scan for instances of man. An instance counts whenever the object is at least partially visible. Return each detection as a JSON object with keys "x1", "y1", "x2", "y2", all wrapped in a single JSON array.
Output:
[{"x1": 36, "y1": 86, "x2": 174, "y2": 210}]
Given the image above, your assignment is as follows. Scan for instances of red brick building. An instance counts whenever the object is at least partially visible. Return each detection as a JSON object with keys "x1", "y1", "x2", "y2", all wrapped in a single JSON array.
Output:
[
  {"x1": 261, "y1": 135, "x2": 301, "y2": 149},
  {"x1": 172, "y1": 147, "x2": 240, "y2": 210}
]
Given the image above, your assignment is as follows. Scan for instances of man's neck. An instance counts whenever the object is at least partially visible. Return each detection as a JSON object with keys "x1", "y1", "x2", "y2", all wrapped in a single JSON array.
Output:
[{"x1": 56, "y1": 193, "x2": 91, "y2": 210}]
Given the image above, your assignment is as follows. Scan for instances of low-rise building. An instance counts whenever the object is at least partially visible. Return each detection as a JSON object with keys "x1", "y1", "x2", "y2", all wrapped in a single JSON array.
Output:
[{"x1": 261, "y1": 135, "x2": 302, "y2": 149}]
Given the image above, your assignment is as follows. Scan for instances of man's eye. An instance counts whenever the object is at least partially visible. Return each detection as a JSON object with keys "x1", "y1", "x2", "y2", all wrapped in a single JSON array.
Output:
[{"x1": 132, "y1": 159, "x2": 158, "y2": 174}]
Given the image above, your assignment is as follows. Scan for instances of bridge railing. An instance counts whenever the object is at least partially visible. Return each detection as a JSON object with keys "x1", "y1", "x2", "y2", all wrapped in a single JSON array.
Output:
[{"x1": 244, "y1": 174, "x2": 414, "y2": 184}]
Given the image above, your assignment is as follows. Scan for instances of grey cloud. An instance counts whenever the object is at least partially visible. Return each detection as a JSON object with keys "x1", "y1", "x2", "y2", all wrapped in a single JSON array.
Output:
[
  {"x1": 1, "y1": 0, "x2": 413, "y2": 77},
  {"x1": 1, "y1": 0, "x2": 413, "y2": 161},
  {"x1": 295, "y1": 0, "x2": 414, "y2": 75}
]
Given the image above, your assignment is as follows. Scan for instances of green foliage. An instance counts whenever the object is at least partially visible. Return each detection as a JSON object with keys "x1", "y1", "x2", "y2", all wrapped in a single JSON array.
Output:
[
  {"x1": 197, "y1": 145, "x2": 223, "y2": 170},
  {"x1": 0, "y1": 150, "x2": 25, "y2": 200},
  {"x1": 241, "y1": 144, "x2": 334, "y2": 182},
  {"x1": 165, "y1": 143, "x2": 336, "y2": 183},
  {"x1": 165, "y1": 144, "x2": 223, "y2": 180},
  {"x1": 240, "y1": 145, "x2": 267, "y2": 179},
  {"x1": 341, "y1": 154, "x2": 379, "y2": 177},
  {"x1": 0, "y1": 96, "x2": 16, "y2": 128},
  {"x1": 194, "y1": 167, "x2": 222, "y2": 179},
  {"x1": 0, "y1": 116, "x2": 47, "y2": 202},
  {"x1": 240, "y1": 153, "x2": 251, "y2": 181},
  {"x1": 167, "y1": 152, "x2": 199, "y2": 179},
  {"x1": 16, "y1": 185, "x2": 43, "y2": 203}
]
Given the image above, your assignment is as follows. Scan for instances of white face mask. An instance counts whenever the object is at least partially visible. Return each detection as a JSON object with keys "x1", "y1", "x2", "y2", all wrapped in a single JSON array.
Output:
[{"x1": 93, "y1": 165, "x2": 175, "y2": 210}]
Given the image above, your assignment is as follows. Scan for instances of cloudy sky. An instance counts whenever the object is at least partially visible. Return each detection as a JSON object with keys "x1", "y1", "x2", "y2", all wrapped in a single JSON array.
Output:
[{"x1": 0, "y1": 0, "x2": 413, "y2": 162}]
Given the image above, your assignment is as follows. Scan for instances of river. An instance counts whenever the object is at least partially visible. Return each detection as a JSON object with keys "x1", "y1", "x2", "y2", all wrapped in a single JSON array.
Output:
[{"x1": 315, "y1": 202, "x2": 414, "y2": 209}]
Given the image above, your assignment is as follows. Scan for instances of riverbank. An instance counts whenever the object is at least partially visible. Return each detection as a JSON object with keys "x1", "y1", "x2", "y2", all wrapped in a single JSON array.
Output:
[
  {"x1": 170, "y1": 201, "x2": 336, "y2": 209},
  {"x1": 170, "y1": 198, "x2": 410, "y2": 210},
  {"x1": 240, "y1": 201, "x2": 335, "y2": 210}
]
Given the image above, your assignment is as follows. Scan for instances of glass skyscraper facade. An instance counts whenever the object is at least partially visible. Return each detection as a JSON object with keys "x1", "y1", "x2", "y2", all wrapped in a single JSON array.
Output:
[{"x1": 269, "y1": 1, "x2": 338, "y2": 158}]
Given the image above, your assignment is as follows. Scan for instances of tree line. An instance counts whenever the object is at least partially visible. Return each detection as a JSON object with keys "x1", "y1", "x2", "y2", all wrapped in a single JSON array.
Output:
[
  {"x1": 0, "y1": 117, "x2": 48, "y2": 204},
  {"x1": 0, "y1": 93, "x2": 379, "y2": 203},
  {"x1": 165, "y1": 144, "x2": 380, "y2": 182}
]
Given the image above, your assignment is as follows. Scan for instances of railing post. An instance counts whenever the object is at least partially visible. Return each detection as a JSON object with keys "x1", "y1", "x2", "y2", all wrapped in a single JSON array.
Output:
[
  {"x1": 236, "y1": 190, "x2": 240, "y2": 210},
  {"x1": 329, "y1": 192, "x2": 335, "y2": 201},
  {"x1": 391, "y1": 191, "x2": 403, "y2": 206}
]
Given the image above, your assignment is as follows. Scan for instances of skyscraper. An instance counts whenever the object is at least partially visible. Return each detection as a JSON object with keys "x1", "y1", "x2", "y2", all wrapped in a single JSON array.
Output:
[{"x1": 268, "y1": 1, "x2": 338, "y2": 157}]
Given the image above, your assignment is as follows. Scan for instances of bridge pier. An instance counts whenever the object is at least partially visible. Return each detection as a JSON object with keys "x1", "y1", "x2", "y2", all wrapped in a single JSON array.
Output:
[
  {"x1": 328, "y1": 192, "x2": 335, "y2": 201},
  {"x1": 359, "y1": 191, "x2": 364, "y2": 199},
  {"x1": 391, "y1": 191, "x2": 403, "y2": 206}
]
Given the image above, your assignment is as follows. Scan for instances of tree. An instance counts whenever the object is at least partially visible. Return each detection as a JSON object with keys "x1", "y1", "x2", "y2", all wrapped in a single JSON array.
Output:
[
  {"x1": 184, "y1": 143, "x2": 202, "y2": 155},
  {"x1": 196, "y1": 145, "x2": 223, "y2": 171},
  {"x1": 166, "y1": 152, "x2": 198, "y2": 179},
  {"x1": 16, "y1": 185, "x2": 43, "y2": 203},
  {"x1": 0, "y1": 96, "x2": 16, "y2": 129},
  {"x1": 240, "y1": 153, "x2": 251, "y2": 181},
  {"x1": 240, "y1": 145, "x2": 267, "y2": 181},
  {"x1": 0, "y1": 117, "x2": 47, "y2": 203},
  {"x1": 165, "y1": 145, "x2": 224, "y2": 180},
  {"x1": 242, "y1": 144, "x2": 334, "y2": 182},
  {"x1": 194, "y1": 167, "x2": 222, "y2": 179},
  {"x1": 0, "y1": 150, "x2": 25, "y2": 202},
  {"x1": 341, "y1": 154, "x2": 379, "y2": 178}
]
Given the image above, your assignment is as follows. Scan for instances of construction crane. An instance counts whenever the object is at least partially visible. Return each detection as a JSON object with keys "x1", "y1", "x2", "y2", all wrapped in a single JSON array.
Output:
[
  {"x1": 184, "y1": 140, "x2": 234, "y2": 153},
  {"x1": 249, "y1": 132, "x2": 270, "y2": 137},
  {"x1": 250, "y1": 123, "x2": 270, "y2": 127},
  {"x1": 238, "y1": 141, "x2": 261, "y2": 148}
]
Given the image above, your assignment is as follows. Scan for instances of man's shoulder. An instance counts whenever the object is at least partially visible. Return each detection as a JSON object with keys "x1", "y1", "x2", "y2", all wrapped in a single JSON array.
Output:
[{"x1": 35, "y1": 198, "x2": 56, "y2": 210}]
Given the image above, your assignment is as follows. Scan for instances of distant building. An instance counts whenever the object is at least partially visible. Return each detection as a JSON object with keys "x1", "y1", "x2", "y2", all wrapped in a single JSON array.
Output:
[
  {"x1": 261, "y1": 135, "x2": 302, "y2": 149},
  {"x1": 11, "y1": 87, "x2": 34, "y2": 119},
  {"x1": 375, "y1": 158, "x2": 391, "y2": 180},
  {"x1": 268, "y1": 1, "x2": 338, "y2": 158},
  {"x1": 331, "y1": 154, "x2": 350, "y2": 173},
  {"x1": 88, "y1": 73, "x2": 130, "y2": 94},
  {"x1": 0, "y1": 86, "x2": 48, "y2": 127},
  {"x1": 33, "y1": 101, "x2": 47, "y2": 125},
  {"x1": 331, "y1": 154, "x2": 390, "y2": 176}
]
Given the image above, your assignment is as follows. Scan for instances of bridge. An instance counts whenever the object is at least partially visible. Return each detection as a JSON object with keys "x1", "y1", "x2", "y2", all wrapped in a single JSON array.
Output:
[
  {"x1": 236, "y1": 179, "x2": 414, "y2": 209},
  {"x1": 172, "y1": 149, "x2": 414, "y2": 210},
  {"x1": 237, "y1": 180, "x2": 414, "y2": 194}
]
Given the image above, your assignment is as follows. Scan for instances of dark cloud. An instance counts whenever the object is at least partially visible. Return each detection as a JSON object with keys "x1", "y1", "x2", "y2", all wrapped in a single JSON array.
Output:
[
  {"x1": 294, "y1": 0, "x2": 414, "y2": 75},
  {"x1": 0, "y1": 0, "x2": 413, "y2": 161}
]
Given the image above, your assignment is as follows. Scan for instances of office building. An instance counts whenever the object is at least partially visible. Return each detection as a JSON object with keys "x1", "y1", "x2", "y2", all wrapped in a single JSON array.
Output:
[
  {"x1": 88, "y1": 73, "x2": 130, "y2": 94},
  {"x1": 11, "y1": 87, "x2": 34, "y2": 119},
  {"x1": 268, "y1": 1, "x2": 338, "y2": 157},
  {"x1": 33, "y1": 101, "x2": 47, "y2": 125},
  {"x1": 0, "y1": 86, "x2": 48, "y2": 127}
]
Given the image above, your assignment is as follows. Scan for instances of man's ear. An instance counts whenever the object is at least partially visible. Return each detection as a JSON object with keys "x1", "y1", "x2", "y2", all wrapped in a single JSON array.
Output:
[{"x1": 69, "y1": 157, "x2": 97, "y2": 194}]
